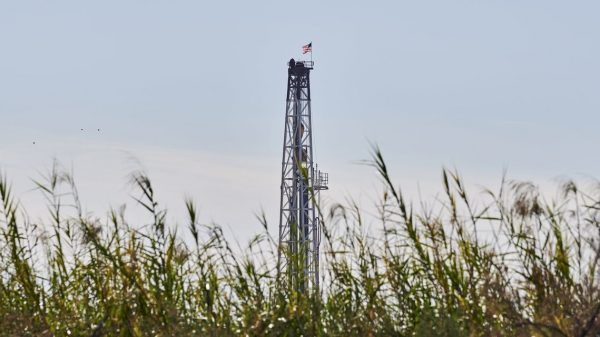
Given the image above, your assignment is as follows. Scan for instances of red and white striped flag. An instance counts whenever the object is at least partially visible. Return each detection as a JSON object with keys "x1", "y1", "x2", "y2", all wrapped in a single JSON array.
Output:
[{"x1": 302, "y1": 42, "x2": 312, "y2": 54}]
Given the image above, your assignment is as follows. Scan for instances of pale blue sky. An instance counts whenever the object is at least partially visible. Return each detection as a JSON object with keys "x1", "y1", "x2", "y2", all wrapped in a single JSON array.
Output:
[{"x1": 1, "y1": 1, "x2": 600, "y2": 239}]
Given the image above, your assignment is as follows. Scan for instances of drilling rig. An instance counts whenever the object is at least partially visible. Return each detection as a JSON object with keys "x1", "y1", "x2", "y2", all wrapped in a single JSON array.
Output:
[{"x1": 278, "y1": 59, "x2": 328, "y2": 293}]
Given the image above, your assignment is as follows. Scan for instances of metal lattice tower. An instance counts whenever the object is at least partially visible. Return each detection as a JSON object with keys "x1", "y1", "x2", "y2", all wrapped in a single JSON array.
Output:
[{"x1": 278, "y1": 59, "x2": 328, "y2": 293}]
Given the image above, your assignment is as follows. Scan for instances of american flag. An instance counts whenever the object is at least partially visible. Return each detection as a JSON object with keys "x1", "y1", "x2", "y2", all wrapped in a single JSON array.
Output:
[{"x1": 302, "y1": 42, "x2": 312, "y2": 54}]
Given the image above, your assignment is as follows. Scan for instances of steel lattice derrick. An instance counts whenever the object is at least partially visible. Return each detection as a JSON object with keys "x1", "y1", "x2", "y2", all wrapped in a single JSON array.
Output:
[{"x1": 277, "y1": 59, "x2": 326, "y2": 293}]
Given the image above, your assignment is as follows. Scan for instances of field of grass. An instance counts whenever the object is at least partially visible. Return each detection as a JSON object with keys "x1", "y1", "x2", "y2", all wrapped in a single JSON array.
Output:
[{"x1": 1, "y1": 149, "x2": 600, "y2": 336}]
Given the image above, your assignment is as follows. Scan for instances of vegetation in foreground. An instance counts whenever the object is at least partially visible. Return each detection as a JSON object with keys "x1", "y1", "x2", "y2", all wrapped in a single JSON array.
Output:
[{"x1": 1, "y1": 149, "x2": 600, "y2": 337}]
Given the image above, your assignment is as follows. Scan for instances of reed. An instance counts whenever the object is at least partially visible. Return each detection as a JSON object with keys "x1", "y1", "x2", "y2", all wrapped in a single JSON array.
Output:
[{"x1": 1, "y1": 150, "x2": 599, "y2": 336}]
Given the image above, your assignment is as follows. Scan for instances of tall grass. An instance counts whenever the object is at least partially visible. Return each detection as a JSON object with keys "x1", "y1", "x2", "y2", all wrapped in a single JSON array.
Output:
[{"x1": 1, "y1": 151, "x2": 600, "y2": 336}]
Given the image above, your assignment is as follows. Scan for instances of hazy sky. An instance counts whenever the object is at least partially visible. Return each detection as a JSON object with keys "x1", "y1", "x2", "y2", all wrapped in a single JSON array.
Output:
[{"x1": 1, "y1": 1, "x2": 599, "y2": 240}]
